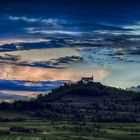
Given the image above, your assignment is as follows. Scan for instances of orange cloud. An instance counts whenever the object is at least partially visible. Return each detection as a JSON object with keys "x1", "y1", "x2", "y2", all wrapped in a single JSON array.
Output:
[{"x1": 0, "y1": 63, "x2": 110, "y2": 82}]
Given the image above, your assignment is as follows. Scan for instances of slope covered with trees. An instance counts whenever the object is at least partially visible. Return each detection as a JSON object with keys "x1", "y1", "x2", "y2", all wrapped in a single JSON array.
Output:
[{"x1": 0, "y1": 81, "x2": 140, "y2": 122}]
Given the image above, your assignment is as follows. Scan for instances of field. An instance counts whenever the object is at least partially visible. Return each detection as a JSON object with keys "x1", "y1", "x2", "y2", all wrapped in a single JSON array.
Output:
[{"x1": 0, "y1": 119, "x2": 140, "y2": 140}]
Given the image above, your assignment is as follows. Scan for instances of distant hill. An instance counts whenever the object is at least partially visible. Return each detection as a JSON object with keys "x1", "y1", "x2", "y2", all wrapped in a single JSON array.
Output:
[
  {"x1": 0, "y1": 81, "x2": 140, "y2": 122},
  {"x1": 127, "y1": 85, "x2": 140, "y2": 93},
  {"x1": 0, "y1": 92, "x2": 29, "y2": 102}
]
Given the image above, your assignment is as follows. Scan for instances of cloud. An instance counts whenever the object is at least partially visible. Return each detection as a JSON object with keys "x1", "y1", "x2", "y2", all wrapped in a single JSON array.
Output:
[
  {"x1": 8, "y1": 16, "x2": 66, "y2": 26},
  {"x1": 0, "y1": 39, "x2": 66, "y2": 52},
  {"x1": 0, "y1": 53, "x2": 83, "y2": 69},
  {"x1": 8, "y1": 16, "x2": 39, "y2": 23},
  {"x1": 0, "y1": 54, "x2": 64, "y2": 69},
  {"x1": 0, "y1": 54, "x2": 21, "y2": 62},
  {"x1": 0, "y1": 43, "x2": 17, "y2": 52},
  {"x1": 0, "y1": 79, "x2": 65, "y2": 100},
  {"x1": 0, "y1": 0, "x2": 140, "y2": 40},
  {"x1": 0, "y1": 42, "x2": 46, "y2": 52},
  {"x1": 0, "y1": 79, "x2": 64, "y2": 92},
  {"x1": 26, "y1": 28, "x2": 82, "y2": 36},
  {"x1": 18, "y1": 61, "x2": 64, "y2": 69},
  {"x1": 49, "y1": 55, "x2": 83, "y2": 65},
  {"x1": 0, "y1": 61, "x2": 111, "y2": 82}
]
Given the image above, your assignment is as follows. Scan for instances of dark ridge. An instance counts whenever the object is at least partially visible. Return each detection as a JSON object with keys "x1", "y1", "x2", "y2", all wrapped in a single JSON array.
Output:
[{"x1": 0, "y1": 81, "x2": 140, "y2": 122}]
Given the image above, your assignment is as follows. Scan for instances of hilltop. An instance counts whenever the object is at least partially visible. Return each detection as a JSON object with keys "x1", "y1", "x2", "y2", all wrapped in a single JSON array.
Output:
[{"x1": 0, "y1": 81, "x2": 140, "y2": 122}]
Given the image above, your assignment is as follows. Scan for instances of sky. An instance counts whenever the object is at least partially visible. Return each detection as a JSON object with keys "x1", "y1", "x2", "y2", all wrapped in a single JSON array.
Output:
[{"x1": 0, "y1": 0, "x2": 140, "y2": 100}]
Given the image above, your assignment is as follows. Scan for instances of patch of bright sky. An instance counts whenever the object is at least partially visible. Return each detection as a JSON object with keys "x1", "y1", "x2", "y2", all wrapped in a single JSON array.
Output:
[
  {"x1": 0, "y1": 90, "x2": 37, "y2": 97},
  {"x1": 0, "y1": 38, "x2": 49, "y2": 45}
]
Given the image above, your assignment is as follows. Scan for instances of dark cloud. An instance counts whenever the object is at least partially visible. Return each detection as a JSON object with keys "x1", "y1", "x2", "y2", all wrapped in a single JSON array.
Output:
[
  {"x1": 0, "y1": 79, "x2": 65, "y2": 101},
  {"x1": 0, "y1": 39, "x2": 68, "y2": 52},
  {"x1": 0, "y1": 54, "x2": 63, "y2": 69},
  {"x1": 0, "y1": 54, "x2": 83, "y2": 69},
  {"x1": 49, "y1": 56, "x2": 83, "y2": 65},
  {"x1": 0, "y1": 34, "x2": 139, "y2": 53},
  {"x1": 0, "y1": 0, "x2": 140, "y2": 39},
  {"x1": 18, "y1": 61, "x2": 64, "y2": 69},
  {"x1": 0, "y1": 54, "x2": 21, "y2": 61},
  {"x1": 0, "y1": 80, "x2": 64, "y2": 92},
  {"x1": 0, "y1": 43, "x2": 17, "y2": 52}
]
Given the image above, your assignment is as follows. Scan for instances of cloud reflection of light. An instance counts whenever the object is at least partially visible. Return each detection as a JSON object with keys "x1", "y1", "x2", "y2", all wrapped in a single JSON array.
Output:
[{"x1": 0, "y1": 63, "x2": 110, "y2": 82}]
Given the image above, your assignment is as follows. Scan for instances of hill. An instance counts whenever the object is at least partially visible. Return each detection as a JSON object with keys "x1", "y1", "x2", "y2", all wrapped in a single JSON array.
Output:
[{"x1": 0, "y1": 81, "x2": 140, "y2": 122}]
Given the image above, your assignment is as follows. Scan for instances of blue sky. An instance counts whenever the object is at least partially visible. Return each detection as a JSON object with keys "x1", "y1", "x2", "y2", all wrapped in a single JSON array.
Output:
[{"x1": 0, "y1": 0, "x2": 140, "y2": 100}]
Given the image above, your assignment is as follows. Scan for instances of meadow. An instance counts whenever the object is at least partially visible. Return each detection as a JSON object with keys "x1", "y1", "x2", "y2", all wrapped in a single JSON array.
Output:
[{"x1": 0, "y1": 119, "x2": 140, "y2": 140}]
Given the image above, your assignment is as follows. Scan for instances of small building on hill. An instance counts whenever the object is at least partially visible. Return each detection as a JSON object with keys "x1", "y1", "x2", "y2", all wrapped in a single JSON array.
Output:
[{"x1": 81, "y1": 76, "x2": 94, "y2": 84}]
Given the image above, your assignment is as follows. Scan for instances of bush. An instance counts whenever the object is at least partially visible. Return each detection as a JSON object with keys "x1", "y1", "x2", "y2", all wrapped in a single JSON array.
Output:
[
  {"x1": 0, "y1": 130, "x2": 10, "y2": 135},
  {"x1": 10, "y1": 126, "x2": 42, "y2": 133}
]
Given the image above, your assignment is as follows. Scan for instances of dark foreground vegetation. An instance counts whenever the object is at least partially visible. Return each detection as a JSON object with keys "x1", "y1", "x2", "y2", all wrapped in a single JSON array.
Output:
[{"x1": 0, "y1": 81, "x2": 140, "y2": 139}]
